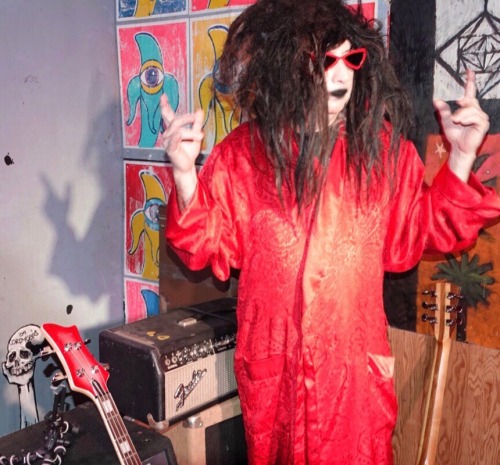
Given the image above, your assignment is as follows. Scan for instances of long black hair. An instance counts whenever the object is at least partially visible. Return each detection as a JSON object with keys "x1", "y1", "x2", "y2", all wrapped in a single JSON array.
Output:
[{"x1": 216, "y1": 0, "x2": 413, "y2": 207}]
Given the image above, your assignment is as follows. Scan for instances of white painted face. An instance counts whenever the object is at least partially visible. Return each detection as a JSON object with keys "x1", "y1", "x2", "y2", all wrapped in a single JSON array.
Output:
[{"x1": 324, "y1": 40, "x2": 356, "y2": 126}]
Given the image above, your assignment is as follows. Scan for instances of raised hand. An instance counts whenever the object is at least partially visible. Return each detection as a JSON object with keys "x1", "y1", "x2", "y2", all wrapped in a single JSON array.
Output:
[
  {"x1": 160, "y1": 94, "x2": 205, "y2": 173},
  {"x1": 433, "y1": 69, "x2": 490, "y2": 182},
  {"x1": 160, "y1": 94, "x2": 205, "y2": 208}
]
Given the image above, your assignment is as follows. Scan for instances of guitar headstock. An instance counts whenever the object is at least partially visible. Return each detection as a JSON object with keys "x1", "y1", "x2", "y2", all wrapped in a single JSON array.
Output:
[
  {"x1": 421, "y1": 282, "x2": 463, "y2": 342},
  {"x1": 41, "y1": 323, "x2": 109, "y2": 399}
]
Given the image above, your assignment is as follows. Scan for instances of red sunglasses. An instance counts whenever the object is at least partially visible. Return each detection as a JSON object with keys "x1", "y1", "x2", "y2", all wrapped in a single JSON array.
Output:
[{"x1": 323, "y1": 48, "x2": 367, "y2": 71}]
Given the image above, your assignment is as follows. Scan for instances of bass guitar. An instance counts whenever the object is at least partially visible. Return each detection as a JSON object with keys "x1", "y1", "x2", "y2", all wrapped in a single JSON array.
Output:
[{"x1": 41, "y1": 323, "x2": 142, "y2": 465}]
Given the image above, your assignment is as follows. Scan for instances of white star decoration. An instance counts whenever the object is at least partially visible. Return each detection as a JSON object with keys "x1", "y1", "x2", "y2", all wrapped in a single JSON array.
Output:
[{"x1": 435, "y1": 142, "x2": 447, "y2": 159}]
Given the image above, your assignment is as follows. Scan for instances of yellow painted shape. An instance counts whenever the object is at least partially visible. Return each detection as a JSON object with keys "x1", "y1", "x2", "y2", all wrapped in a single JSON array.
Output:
[
  {"x1": 208, "y1": 0, "x2": 230, "y2": 8},
  {"x1": 135, "y1": 0, "x2": 156, "y2": 17}
]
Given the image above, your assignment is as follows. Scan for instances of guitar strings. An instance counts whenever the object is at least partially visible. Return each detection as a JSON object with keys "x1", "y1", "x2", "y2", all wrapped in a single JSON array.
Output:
[
  {"x1": 93, "y1": 382, "x2": 142, "y2": 465},
  {"x1": 69, "y1": 340, "x2": 142, "y2": 465}
]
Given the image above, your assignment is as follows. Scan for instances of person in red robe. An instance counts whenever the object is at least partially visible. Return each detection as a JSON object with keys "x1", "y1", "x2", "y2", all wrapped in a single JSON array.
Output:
[{"x1": 160, "y1": 1, "x2": 500, "y2": 464}]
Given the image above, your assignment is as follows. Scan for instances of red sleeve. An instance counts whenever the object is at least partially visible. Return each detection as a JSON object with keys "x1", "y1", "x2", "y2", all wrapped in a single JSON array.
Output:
[
  {"x1": 165, "y1": 144, "x2": 243, "y2": 282},
  {"x1": 383, "y1": 141, "x2": 500, "y2": 272}
]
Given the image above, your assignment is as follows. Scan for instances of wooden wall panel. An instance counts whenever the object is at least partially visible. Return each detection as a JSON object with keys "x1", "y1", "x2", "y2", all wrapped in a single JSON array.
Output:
[
  {"x1": 389, "y1": 327, "x2": 500, "y2": 465},
  {"x1": 390, "y1": 328, "x2": 431, "y2": 464}
]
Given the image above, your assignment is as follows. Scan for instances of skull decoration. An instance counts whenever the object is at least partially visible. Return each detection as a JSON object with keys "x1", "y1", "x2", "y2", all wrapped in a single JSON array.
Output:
[{"x1": 3, "y1": 324, "x2": 44, "y2": 386}]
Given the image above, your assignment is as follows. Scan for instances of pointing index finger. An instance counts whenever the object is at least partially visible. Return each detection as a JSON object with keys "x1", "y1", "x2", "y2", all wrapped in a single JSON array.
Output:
[
  {"x1": 160, "y1": 94, "x2": 175, "y2": 125},
  {"x1": 192, "y1": 108, "x2": 205, "y2": 133},
  {"x1": 463, "y1": 69, "x2": 477, "y2": 99}
]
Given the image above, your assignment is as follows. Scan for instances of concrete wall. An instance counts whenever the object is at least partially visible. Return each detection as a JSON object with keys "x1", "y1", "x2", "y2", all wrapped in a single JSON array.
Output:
[{"x1": 0, "y1": 1, "x2": 123, "y2": 435}]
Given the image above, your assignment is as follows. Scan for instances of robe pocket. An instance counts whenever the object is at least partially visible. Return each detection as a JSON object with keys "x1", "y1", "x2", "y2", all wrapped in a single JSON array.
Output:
[
  {"x1": 244, "y1": 353, "x2": 285, "y2": 381},
  {"x1": 367, "y1": 353, "x2": 397, "y2": 434},
  {"x1": 240, "y1": 353, "x2": 285, "y2": 440}
]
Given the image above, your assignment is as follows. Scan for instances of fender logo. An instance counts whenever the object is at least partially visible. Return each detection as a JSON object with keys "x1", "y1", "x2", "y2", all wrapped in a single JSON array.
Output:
[{"x1": 174, "y1": 369, "x2": 207, "y2": 411}]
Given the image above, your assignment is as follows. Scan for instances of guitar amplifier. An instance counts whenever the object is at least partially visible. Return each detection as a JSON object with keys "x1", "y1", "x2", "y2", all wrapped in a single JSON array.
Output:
[{"x1": 99, "y1": 298, "x2": 238, "y2": 426}]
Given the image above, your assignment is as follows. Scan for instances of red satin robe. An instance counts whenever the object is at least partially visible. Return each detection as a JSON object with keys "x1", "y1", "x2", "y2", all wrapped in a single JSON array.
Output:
[{"x1": 166, "y1": 123, "x2": 500, "y2": 465}]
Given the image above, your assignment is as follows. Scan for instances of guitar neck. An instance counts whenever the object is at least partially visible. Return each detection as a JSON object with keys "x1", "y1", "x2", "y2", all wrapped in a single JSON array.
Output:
[
  {"x1": 92, "y1": 382, "x2": 142, "y2": 465},
  {"x1": 416, "y1": 282, "x2": 460, "y2": 465},
  {"x1": 40, "y1": 323, "x2": 142, "y2": 465},
  {"x1": 416, "y1": 336, "x2": 452, "y2": 465}
]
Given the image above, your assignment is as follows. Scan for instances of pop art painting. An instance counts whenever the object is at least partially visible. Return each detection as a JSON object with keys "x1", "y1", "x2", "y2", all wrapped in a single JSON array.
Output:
[
  {"x1": 125, "y1": 278, "x2": 161, "y2": 322},
  {"x1": 125, "y1": 161, "x2": 174, "y2": 281},
  {"x1": 346, "y1": 0, "x2": 375, "y2": 17},
  {"x1": 118, "y1": 0, "x2": 187, "y2": 19},
  {"x1": 191, "y1": 14, "x2": 243, "y2": 154},
  {"x1": 118, "y1": 21, "x2": 188, "y2": 149},
  {"x1": 190, "y1": 0, "x2": 255, "y2": 12},
  {"x1": 345, "y1": 0, "x2": 390, "y2": 36}
]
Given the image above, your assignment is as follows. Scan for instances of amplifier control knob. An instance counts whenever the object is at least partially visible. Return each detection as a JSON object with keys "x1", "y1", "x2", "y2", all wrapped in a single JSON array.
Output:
[
  {"x1": 182, "y1": 348, "x2": 190, "y2": 363},
  {"x1": 191, "y1": 344, "x2": 199, "y2": 361}
]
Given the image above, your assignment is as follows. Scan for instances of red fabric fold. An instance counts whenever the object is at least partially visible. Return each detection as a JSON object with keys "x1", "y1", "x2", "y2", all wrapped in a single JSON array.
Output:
[
  {"x1": 165, "y1": 122, "x2": 500, "y2": 465},
  {"x1": 383, "y1": 144, "x2": 500, "y2": 272}
]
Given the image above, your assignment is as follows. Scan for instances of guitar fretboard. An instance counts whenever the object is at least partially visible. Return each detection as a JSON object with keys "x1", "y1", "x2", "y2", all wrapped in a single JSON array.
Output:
[{"x1": 94, "y1": 381, "x2": 142, "y2": 465}]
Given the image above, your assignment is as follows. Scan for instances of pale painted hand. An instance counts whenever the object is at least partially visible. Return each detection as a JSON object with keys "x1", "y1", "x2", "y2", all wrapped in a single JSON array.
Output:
[
  {"x1": 160, "y1": 94, "x2": 205, "y2": 208},
  {"x1": 433, "y1": 69, "x2": 490, "y2": 182}
]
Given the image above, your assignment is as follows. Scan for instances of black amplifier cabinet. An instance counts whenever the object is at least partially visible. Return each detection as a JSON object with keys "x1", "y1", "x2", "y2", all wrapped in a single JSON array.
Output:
[
  {"x1": 99, "y1": 298, "x2": 238, "y2": 426},
  {"x1": 0, "y1": 402, "x2": 177, "y2": 465}
]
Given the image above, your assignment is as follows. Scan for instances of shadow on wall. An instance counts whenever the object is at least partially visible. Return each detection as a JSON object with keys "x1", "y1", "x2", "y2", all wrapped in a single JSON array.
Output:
[
  {"x1": 40, "y1": 99, "x2": 124, "y2": 323},
  {"x1": 31, "y1": 99, "x2": 125, "y2": 426}
]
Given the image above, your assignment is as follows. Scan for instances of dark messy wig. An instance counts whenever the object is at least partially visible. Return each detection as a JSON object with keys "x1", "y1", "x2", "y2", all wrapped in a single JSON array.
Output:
[{"x1": 215, "y1": 0, "x2": 413, "y2": 208}]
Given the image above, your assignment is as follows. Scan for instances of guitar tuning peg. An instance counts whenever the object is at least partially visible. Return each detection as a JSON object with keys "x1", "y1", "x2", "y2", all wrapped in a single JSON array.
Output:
[
  {"x1": 447, "y1": 292, "x2": 464, "y2": 300},
  {"x1": 84, "y1": 338, "x2": 91, "y2": 345},
  {"x1": 422, "y1": 290, "x2": 437, "y2": 297},
  {"x1": 422, "y1": 302, "x2": 437, "y2": 310},
  {"x1": 421, "y1": 314, "x2": 437, "y2": 324},
  {"x1": 447, "y1": 317, "x2": 465, "y2": 327},
  {"x1": 101, "y1": 363, "x2": 110, "y2": 371},
  {"x1": 52, "y1": 372, "x2": 67, "y2": 384},
  {"x1": 34, "y1": 345, "x2": 54, "y2": 360},
  {"x1": 90, "y1": 365, "x2": 103, "y2": 375},
  {"x1": 446, "y1": 304, "x2": 464, "y2": 314}
]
